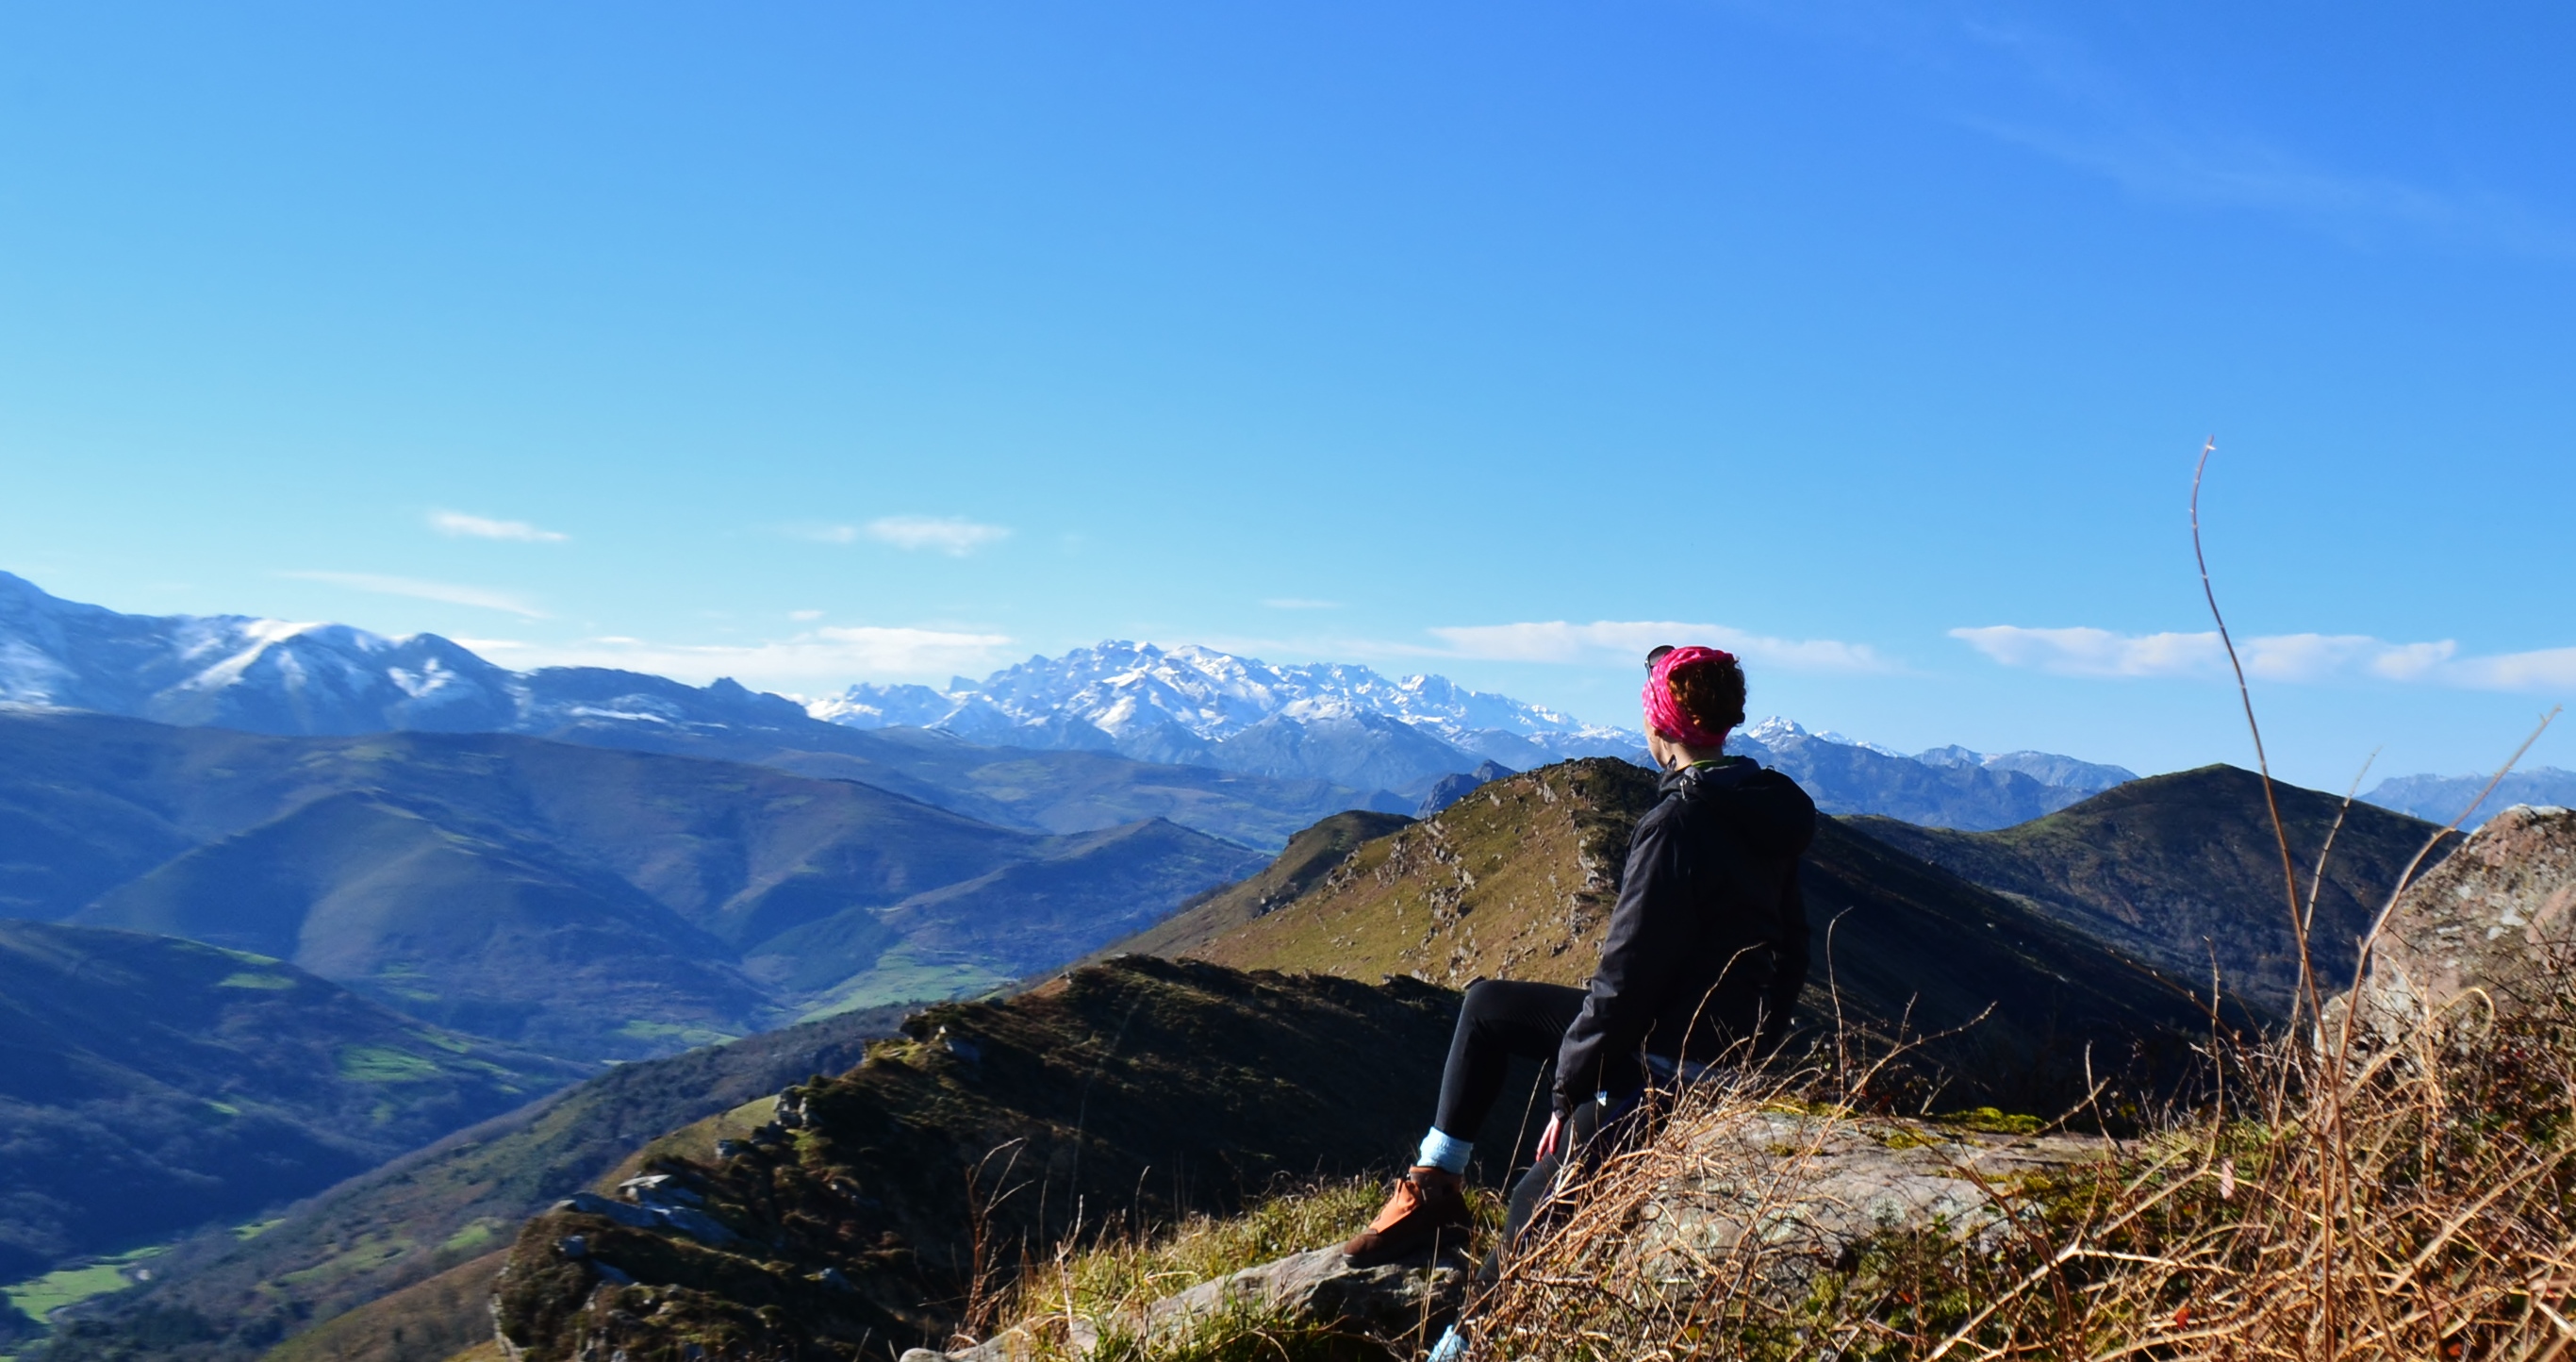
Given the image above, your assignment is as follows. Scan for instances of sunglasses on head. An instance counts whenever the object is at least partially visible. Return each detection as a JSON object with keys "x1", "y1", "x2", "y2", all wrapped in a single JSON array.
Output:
[{"x1": 1643, "y1": 645, "x2": 1675, "y2": 672}]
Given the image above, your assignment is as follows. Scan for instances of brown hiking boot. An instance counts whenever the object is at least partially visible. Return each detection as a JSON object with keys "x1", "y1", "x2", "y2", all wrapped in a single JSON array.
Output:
[{"x1": 1341, "y1": 1167, "x2": 1471, "y2": 1267}]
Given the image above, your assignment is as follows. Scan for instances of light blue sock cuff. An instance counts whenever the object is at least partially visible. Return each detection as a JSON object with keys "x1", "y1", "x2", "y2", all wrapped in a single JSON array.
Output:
[{"x1": 1415, "y1": 1127, "x2": 1472, "y2": 1174}]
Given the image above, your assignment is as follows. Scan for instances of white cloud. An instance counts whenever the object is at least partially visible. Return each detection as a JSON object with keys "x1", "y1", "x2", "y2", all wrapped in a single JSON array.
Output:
[
  {"x1": 2440, "y1": 646, "x2": 2576, "y2": 691},
  {"x1": 428, "y1": 510, "x2": 568, "y2": 543},
  {"x1": 1953, "y1": 625, "x2": 2575, "y2": 693},
  {"x1": 1263, "y1": 598, "x2": 1342, "y2": 610},
  {"x1": 1427, "y1": 620, "x2": 1893, "y2": 673},
  {"x1": 788, "y1": 609, "x2": 824, "y2": 622},
  {"x1": 498, "y1": 625, "x2": 1014, "y2": 688},
  {"x1": 281, "y1": 571, "x2": 547, "y2": 619},
  {"x1": 861, "y1": 516, "x2": 1012, "y2": 556}
]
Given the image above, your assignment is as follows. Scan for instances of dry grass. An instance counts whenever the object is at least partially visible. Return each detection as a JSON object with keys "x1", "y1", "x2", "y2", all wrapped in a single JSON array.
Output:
[
  {"x1": 1456, "y1": 983, "x2": 2576, "y2": 1359},
  {"x1": 973, "y1": 1179, "x2": 1500, "y2": 1361}
]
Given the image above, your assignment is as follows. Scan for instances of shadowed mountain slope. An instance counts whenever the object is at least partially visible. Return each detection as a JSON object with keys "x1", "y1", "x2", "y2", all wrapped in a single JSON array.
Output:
[
  {"x1": 1165, "y1": 759, "x2": 2218, "y2": 1110},
  {"x1": 0, "y1": 922, "x2": 582, "y2": 1286},
  {"x1": 28, "y1": 1003, "x2": 912, "y2": 1362},
  {"x1": 5, "y1": 711, "x2": 1263, "y2": 1059},
  {"x1": 487, "y1": 956, "x2": 1458, "y2": 1362},
  {"x1": 1851, "y1": 765, "x2": 2455, "y2": 1014}
]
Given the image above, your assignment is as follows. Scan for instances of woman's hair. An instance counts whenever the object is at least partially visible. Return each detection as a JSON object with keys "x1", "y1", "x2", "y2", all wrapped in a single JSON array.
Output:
[{"x1": 1666, "y1": 654, "x2": 1747, "y2": 737}]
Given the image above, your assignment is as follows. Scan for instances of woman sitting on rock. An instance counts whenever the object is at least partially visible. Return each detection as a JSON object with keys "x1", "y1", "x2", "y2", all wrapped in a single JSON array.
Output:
[{"x1": 1342, "y1": 644, "x2": 1817, "y2": 1267}]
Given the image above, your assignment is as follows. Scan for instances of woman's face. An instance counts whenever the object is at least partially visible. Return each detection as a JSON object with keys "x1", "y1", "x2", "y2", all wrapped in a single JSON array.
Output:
[{"x1": 1643, "y1": 722, "x2": 1679, "y2": 771}]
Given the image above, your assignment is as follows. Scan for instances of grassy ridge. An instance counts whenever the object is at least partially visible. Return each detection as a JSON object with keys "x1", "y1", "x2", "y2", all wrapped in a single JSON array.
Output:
[{"x1": 1177, "y1": 758, "x2": 2218, "y2": 1111}]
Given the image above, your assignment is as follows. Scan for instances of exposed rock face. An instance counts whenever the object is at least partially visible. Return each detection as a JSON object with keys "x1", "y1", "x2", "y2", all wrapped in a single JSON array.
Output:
[{"x1": 2349, "y1": 804, "x2": 2576, "y2": 1032}]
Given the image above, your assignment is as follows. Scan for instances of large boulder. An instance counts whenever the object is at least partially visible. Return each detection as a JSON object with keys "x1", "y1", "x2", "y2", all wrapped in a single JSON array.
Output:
[{"x1": 2344, "y1": 804, "x2": 2576, "y2": 1035}]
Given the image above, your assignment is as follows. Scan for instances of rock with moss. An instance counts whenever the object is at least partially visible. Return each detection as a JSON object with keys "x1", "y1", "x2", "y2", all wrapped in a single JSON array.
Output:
[{"x1": 2344, "y1": 803, "x2": 2576, "y2": 1036}]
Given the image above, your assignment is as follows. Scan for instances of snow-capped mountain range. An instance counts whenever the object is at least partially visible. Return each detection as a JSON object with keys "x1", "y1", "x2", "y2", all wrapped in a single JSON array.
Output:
[
  {"x1": 4, "y1": 569, "x2": 2156, "y2": 827},
  {"x1": 813, "y1": 640, "x2": 1643, "y2": 781}
]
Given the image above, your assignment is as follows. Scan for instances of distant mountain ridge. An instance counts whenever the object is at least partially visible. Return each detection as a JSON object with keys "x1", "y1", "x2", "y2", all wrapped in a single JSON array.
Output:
[
  {"x1": 822, "y1": 644, "x2": 2138, "y2": 828},
  {"x1": 2364, "y1": 768, "x2": 2576, "y2": 831},
  {"x1": 0, "y1": 572, "x2": 1408, "y2": 849},
  {"x1": 1726, "y1": 718, "x2": 2136, "y2": 829},
  {"x1": 3, "y1": 570, "x2": 2136, "y2": 831}
]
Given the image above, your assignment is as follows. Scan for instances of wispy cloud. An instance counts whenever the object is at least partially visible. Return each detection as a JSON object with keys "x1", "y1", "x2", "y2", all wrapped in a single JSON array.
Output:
[
  {"x1": 428, "y1": 510, "x2": 569, "y2": 543},
  {"x1": 1263, "y1": 598, "x2": 1342, "y2": 611},
  {"x1": 855, "y1": 516, "x2": 1012, "y2": 556},
  {"x1": 281, "y1": 571, "x2": 547, "y2": 619},
  {"x1": 1953, "y1": 19, "x2": 2575, "y2": 258},
  {"x1": 1953, "y1": 624, "x2": 2576, "y2": 692},
  {"x1": 1428, "y1": 620, "x2": 1893, "y2": 673},
  {"x1": 499, "y1": 625, "x2": 1014, "y2": 688}
]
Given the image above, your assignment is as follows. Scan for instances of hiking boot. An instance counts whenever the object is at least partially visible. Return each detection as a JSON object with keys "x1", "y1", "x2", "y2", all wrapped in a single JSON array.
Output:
[{"x1": 1341, "y1": 1167, "x2": 1471, "y2": 1267}]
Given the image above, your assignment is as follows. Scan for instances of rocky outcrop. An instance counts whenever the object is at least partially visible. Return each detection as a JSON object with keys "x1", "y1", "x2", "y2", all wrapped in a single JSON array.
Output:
[
  {"x1": 900, "y1": 1108, "x2": 2103, "y2": 1361},
  {"x1": 907, "y1": 1248, "x2": 1476, "y2": 1362},
  {"x1": 2344, "y1": 804, "x2": 2576, "y2": 1037}
]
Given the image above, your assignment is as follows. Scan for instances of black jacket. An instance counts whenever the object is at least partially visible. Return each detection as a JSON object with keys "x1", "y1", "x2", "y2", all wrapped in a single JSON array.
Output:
[{"x1": 1550, "y1": 757, "x2": 1815, "y2": 1113}]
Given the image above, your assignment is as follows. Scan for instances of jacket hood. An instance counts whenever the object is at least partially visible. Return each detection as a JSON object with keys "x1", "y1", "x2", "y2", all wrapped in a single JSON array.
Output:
[{"x1": 1663, "y1": 757, "x2": 1816, "y2": 858}]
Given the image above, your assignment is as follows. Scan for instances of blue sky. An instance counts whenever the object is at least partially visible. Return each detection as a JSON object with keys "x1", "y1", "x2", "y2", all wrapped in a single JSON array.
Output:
[{"x1": 2, "y1": 2, "x2": 2568, "y2": 789}]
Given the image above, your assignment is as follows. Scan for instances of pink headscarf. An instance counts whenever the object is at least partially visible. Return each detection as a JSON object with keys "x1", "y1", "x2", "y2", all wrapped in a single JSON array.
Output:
[{"x1": 1643, "y1": 645, "x2": 1737, "y2": 749}]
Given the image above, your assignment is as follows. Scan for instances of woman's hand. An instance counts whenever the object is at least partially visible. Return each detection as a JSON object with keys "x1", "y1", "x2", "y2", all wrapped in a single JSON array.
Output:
[{"x1": 1534, "y1": 1112, "x2": 1564, "y2": 1161}]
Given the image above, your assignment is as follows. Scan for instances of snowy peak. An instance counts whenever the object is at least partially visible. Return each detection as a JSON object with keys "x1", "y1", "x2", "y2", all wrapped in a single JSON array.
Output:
[
  {"x1": 0, "y1": 571, "x2": 522, "y2": 733},
  {"x1": 813, "y1": 639, "x2": 1645, "y2": 792},
  {"x1": 820, "y1": 639, "x2": 1636, "y2": 750}
]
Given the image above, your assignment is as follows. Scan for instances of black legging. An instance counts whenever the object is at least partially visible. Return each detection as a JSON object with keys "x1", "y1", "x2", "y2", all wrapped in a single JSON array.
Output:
[
  {"x1": 1434, "y1": 979, "x2": 1647, "y2": 1254},
  {"x1": 1432, "y1": 979, "x2": 1586, "y2": 1141}
]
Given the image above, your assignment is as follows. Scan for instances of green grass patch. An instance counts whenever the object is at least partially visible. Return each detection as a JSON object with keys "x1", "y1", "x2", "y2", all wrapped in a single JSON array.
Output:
[
  {"x1": 798, "y1": 949, "x2": 1019, "y2": 1021},
  {"x1": 3, "y1": 1244, "x2": 169, "y2": 1326},
  {"x1": 615, "y1": 1020, "x2": 741, "y2": 1048},
  {"x1": 440, "y1": 1220, "x2": 504, "y2": 1254},
  {"x1": 336, "y1": 1044, "x2": 445, "y2": 1083},
  {"x1": 216, "y1": 971, "x2": 297, "y2": 990},
  {"x1": 232, "y1": 1218, "x2": 285, "y2": 1241}
]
